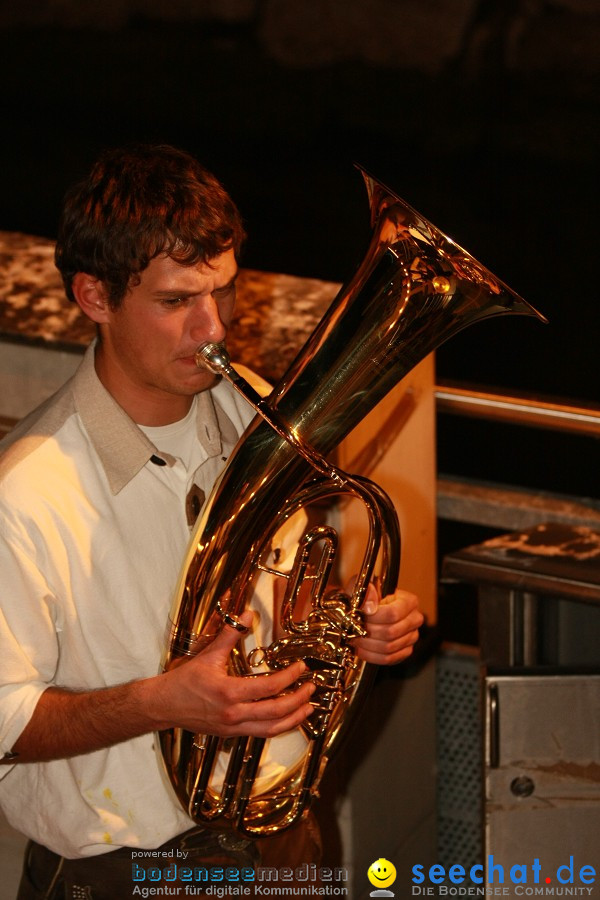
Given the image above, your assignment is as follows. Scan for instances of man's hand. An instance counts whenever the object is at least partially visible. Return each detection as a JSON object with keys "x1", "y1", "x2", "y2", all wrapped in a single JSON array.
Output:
[
  {"x1": 353, "y1": 586, "x2": 423, "y2": 665},
  {"x1": 155, "y1": 610, "x2": 315, "y2": 737}
]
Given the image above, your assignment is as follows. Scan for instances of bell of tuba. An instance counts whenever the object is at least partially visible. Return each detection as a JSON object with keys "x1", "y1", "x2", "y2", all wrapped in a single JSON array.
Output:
[{"x1": 157, "y1": 167, "x2": 545, "y2": 838}]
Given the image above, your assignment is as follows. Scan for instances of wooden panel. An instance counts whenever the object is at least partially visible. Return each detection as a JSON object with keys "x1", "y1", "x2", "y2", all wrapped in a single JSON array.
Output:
[{"x1": 336, "y1": 354, "x2": 437, "y2": 623}]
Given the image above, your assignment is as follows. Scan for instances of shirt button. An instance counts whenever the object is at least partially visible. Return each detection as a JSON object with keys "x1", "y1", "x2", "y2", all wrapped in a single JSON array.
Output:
[{"x1": 186, "y1": 485, "x2": 206, "y2": 526}]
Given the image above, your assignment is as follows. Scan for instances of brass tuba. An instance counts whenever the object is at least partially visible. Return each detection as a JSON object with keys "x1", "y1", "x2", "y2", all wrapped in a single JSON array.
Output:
[{"x1": 157, "y1": 168, "x2": 545, "y2": 838}]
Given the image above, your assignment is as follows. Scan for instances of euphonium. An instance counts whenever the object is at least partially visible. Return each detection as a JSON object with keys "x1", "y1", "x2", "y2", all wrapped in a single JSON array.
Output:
[{"x1": 157, "y1": 168, "x2": 545, "y2": 837}]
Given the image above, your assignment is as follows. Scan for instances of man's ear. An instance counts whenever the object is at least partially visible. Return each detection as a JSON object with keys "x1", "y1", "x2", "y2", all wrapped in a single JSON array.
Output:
[{"x1": 71, "y1": 273, "x2": 112, "y2": 324}]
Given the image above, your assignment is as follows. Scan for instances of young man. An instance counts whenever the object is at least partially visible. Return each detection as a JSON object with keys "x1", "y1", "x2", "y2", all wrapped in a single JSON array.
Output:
[{"x1": 0, "y1": 145, "x2": 423, "y2": 898}]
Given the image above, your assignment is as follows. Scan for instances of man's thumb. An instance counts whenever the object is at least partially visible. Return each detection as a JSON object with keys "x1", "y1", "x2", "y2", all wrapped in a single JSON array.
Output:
[
  {"x1": 362, "y1": 582, "x2": 380, "y2": 616},
  {"x1": 208, "y1": 609, "x2": 254, "y2": 661}
]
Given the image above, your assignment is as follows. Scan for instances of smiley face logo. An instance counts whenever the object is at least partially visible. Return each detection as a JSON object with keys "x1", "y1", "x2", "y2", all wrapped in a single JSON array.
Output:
[{"x1": 368, "y1": 858, "x2": 397, "y2": 889}]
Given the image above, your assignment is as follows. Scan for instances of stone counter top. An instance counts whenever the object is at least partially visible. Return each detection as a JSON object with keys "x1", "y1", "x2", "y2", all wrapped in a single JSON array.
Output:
[{"x1": 0, "y1": 231, "x2": 340, "y2": 384}]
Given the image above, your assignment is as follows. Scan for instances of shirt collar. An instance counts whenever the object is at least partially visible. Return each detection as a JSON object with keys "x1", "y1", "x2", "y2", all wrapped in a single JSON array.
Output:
[{"x1": 72, "y1": 343, "x2": 225, "y2": 494}]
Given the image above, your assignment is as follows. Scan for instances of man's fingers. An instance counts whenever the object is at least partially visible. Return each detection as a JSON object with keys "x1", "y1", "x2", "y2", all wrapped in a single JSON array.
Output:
[
  {"x1": 356, "y1": 642, "x2": 418, "y2": 666},
  {"x1": 219, "y1": 676, "x2": 315, "y2": 736},
  {"x1": 239, "y1": 679, "x2": 315, "y2": 721},
  {"x1": 364, "y1": 589, "x2": 421, "y2": 623},
  {"x1": 230, "y1": 660, "x2": 310, "y2": 702},
  {"x1": 362, "y1": 607, "x2": 424, "y2": 641},
  {"x1": 232, "y1": 699, "x2": 316, "y2": 738},
  {"x1": 356, "y1": 625, "x2": 421, "y2": 656}
]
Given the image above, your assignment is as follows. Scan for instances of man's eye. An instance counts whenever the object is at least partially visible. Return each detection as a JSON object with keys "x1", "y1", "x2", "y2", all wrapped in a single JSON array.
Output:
[
  {"x1": 215, "y1": 284, "x2": 236, "y2": 300},
  {"x1": 161, "y1": 297, "x2": 187, "y2": 307}
]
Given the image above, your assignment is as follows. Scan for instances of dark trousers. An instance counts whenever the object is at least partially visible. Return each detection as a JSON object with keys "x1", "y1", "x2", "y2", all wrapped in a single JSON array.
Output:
[{"x1": 16, "y1": 817, "x2": 322, "y2": 900}]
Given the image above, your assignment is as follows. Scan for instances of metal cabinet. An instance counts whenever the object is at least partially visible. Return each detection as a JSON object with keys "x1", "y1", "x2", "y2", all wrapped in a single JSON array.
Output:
[
  {"x1": 485, "y1": 673, "x2": 600, "y2": 884},
  {"x1": 442, "y1": 523, "x2": 600, "y2": 895}
]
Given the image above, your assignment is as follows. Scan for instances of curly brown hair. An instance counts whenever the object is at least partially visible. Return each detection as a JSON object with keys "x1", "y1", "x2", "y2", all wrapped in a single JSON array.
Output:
[{"x1": 55, "y1": 144, "x2": 245, "y2": 307}]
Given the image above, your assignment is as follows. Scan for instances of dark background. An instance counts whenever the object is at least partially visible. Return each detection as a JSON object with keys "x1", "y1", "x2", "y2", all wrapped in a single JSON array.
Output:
[{"x1": 1, "y1": 0, "x2": 598, "y2": 502}]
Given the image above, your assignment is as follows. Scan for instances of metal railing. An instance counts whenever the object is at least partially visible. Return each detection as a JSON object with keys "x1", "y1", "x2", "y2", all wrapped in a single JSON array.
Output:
[
  {"x1": 435, "y1": 384, "x2": 600, "y2": 531},
  {"x1": 435, "y1": 385, "x2": 600, "y2": 438}
]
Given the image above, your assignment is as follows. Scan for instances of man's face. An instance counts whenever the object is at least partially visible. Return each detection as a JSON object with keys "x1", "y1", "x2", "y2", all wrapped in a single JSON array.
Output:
[{"x1": 94, "y1": 248, "x2": 238, "y2": 424}]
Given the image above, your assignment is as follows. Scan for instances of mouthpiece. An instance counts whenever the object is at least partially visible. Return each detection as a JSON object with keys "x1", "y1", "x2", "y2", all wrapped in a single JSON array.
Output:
[{"x1": 195, "y1": 342, "x2": 231, "y2": 374}]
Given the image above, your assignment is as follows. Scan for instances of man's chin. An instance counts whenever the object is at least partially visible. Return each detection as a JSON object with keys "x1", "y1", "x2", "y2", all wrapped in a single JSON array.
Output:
[{"x1": 185, "y1": 371, "x2": 220, "y2": 394}]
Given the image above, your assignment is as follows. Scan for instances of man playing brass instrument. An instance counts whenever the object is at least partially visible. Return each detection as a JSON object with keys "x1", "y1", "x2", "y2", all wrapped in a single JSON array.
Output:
[{"x1": 0, "y1": 144, "x2": 423, "y2": 898}]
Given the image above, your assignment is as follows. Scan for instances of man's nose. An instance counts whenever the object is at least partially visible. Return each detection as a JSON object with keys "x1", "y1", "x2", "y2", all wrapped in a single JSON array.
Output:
[{"x1": 189, "y1": 295, "x2": 227, "y2": 344}]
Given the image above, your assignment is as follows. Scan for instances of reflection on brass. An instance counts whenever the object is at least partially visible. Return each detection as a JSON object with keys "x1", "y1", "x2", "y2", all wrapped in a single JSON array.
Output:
[
  {"x1": 157, "y1": 167, "x2": 545, "y2": 838},
  {"x1": 432, "y1": 275, "x2": 451, "y2": 294}
]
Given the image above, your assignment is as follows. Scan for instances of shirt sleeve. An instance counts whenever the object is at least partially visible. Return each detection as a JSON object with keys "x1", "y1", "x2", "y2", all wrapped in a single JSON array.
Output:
[{"x1": 0, "y1": 516, "x2": 58, "y2": 764}]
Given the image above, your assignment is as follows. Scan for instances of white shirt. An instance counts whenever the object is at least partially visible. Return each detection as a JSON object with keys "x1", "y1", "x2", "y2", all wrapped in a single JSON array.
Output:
[{"x1": 0, "y1": 343, "x2": 263, "y2": 858}]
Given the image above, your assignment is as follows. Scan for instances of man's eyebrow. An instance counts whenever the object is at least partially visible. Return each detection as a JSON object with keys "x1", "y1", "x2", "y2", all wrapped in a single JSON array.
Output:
[
  {"x1": 152, "y1": 288, "x2": 196, "y2": 298},
  {"x1": 152, "y1": 270, "x2": 239, "y2": 298}
]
